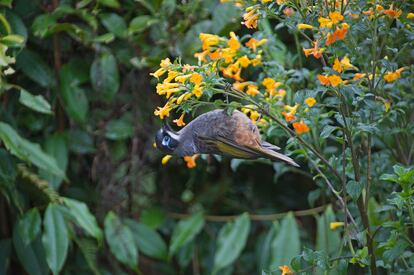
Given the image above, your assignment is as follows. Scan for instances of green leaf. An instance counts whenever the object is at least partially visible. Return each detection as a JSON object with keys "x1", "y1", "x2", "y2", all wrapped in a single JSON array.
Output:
[
  {"x1": 63, "y1": 198, "x2": 103, "y2": 241},
  {"x1": 125, "y1": 219, "x2": 168, "y2": 261},
  {"x1": 316, "y1": 206, "x2": 341, "y2": 255},
  {"x1": 258, "y1": 223, "x2": 277, "y2": 270},
  {"x1": 98, "y1": 0, "x2": 120, "y2": 8},
  {"x1": 90, "y1": 52, "x2": 119, "y2": 101},
  {"x1": 0, "y1": 0, "x2": 12, "y2": 8},
  {"x1": 320, "y1": 125, "x2": 337, "y2": 139},
  {"x1": 0, "y1": 148, "x2": 16, "y2": 183},
  {"x1": 0, "y1": 34, "x2": 24, "y2": 46},
  {"x1": 42, "y1": 204, "x2": 69, "y2": 275},
  {"x1": 0, "y1": 122, "x2": 66, "y2": 179},
  {"x1": 13, "y1": 225, "x2": 48, "y2": 275},
  {"x1": 19, "y1": 89, "x2": 53, "y2": 115},
  {"x1": 60, "y1": 63, "x2": 89, "y2": 123},
  {"x1": 31, "y1": 14, "x2": 57, "y2": 38},
  {"x1": 16, "y1": 49, "x2": 55, "y2": 88},
  {"x1": 129, "y1": 16, "x2": 158, "y2": 33},
  {"x1": 269, "y1": 212, "x2": 301, "y2": 269},
  {"x1": 212, "y1": 213, "x2": 250, "y2": 274},
  {"x1": 346, "y1": 180, "x2": 364, "y2": 201},
  {"x1": 68, "y1": 129, "x2": 95, "y2": 154},
  {"x1": 169, "y1": 212, "x2": 204, "y2": 257},
  {"x1": 105, "y1": 119, "x2": 134, "y2": 140},
  {"x1": 39, "y1": 133, "x2": 68, "y2": 190},
  {"x1": 18, "y1": 208, "x2": 41, "y2": 245},
  {"x1": 100, "y1": 13, "x2": 127, "y2": 38},
  {"x1": 0, "y1": 239, "x2": 11, "y2": 275},
  {"x1": 104, "y1": 211, "x2": 138, "y2": 270}
]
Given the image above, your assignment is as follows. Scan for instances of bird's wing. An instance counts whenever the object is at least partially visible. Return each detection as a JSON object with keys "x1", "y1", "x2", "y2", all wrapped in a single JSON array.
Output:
[{"x1": 196, "y1": 135, "x2": 261, "y2": 159}]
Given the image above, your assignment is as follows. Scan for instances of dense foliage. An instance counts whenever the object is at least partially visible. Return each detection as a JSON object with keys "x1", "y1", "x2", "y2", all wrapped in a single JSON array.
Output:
[{"x1": 0, "y1": 0, "x2": 413, "y2": 274}]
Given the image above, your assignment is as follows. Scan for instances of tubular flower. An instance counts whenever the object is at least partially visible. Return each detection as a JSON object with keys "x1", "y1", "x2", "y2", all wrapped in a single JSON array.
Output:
[
  {"x1": 161, "y1": 155, "x2": 172, "y2": 165},
  {"x1": 328, "y1": 75, "x2": 343, "y2": 87},
  {"x1": 271, "y1": 88, "x2": 286, "y2": 98},
  {"x1": 246, "y1": 84, "x2": 260, "y2": 96},
  {"x1": 383, "y1": 5, "x2": 402, "y2": 19},
  {"x1": 233, "y1": 81, "x2": 250, "y2": 92},
  {"x1": 192, "y1": 85, "x2": 203, "y2": 97},
  {"x1": 251, "y1": 55, "x2": 262, "y2": 66},
  {"x1": 297, "y1": 23, "x2": 314, "y2": 30},
  {"x1": 184, "y1": 155, "x2": 198, "y2": 168},
  {"x1": 305, "y1": 97, "x2": 316, "y2": 107},
  {"x1": 408, "y1": 13, "x2": 414, "y2": 19},
  {"x1": 384, "y1": 67, "x2": 406, "y2": 82},
  {"x1": 176, "y1": 92, "x2": 192, "y2": 104},
  {"x1": 293, "y1": 120, "x2": 310, "y2": 134},
  {"x1": 150, "y1": 68, "x2": 167, "y2": 79},
  {"x1": 329, "y1": 11, "x2": 344, "y2": 24},
  {"x1": 221, "y1": 64, "x2": 243, "y2": 81},
  {"x1": 282, "y1": 111, "x2": 295, "y2": 122},
  {"x1": 245, "y1": 38, "x2": 267, "y2": 52},
  {"x1": 199, "y1": 33, "x2": 220, "y2": 50},
  {"x1": 318, "y1": 17, "x2": 333, "y2": 28},
  {"x1": 242, "y1": 107, "x2": 261, "y2": 122},
  {"x1": 352, "y1": 73, "x2": 366, "y2": 81},
  {"x1": 326, "y1": 23, "x2": 349, "y2": 45},
  {"x1": 318, "y1": 11, "x2": 344, "y2": 28},
  {"x1": 330, "y1": 221, "x2": 345, "y2": 230},
  {"x1": 190, "y1": 73, "x2": 203, "y2": 85},
  {"x1": 282, "y1": 104, "x2": 298, "y2": 122},
  {"x1": 228, "y1": 32, "x2": 241, "y2": 50},
  {"x1": 242, "y1": 7, "x2": 259, "y2": 29},
  {"x1": 317, "y1": 74, "x2": 330, "y2": 85},
  {"x1": 262, "y1": 78, "x2": 282, "y2": 93},
  {"x1": 156, "y1": 83, "x2": 182, "y2": 98},
  {"x1": 279, "y1": 265, "x2": 293, "y2": 275},
  {"x1": 283, "y1": 7, "x2": 295, "y2": 17},
  {"x1": 303, "y1": 42, "x2": 325, "y2": 59},
  {"x1": 164, "y1": 70, "x2": 180, "y2": 83},
  {"x1": 175, "y1": 74, "x2": 192, "y2": 83},
  {"x1": 173, "y1": 113, "x2": 186, "y2": 127},
  {"x1": 160, "y1": 58, "x2": 172, "y2": 68},
  {"x1": 221, "y1": 47, "x2": 238, "y2": 63},
  {"x1": 194, "y1": 50, "x2": 209, "y2": 62},
  {"x1": 333, "y1": 56, "x2": 355, "y2": 73},
  {"x1": 154, "y1": 103, "x2": 172, "y2": 119},
  {"x1": 237, "y1": 56, "x2": 251, "y2": 67}
]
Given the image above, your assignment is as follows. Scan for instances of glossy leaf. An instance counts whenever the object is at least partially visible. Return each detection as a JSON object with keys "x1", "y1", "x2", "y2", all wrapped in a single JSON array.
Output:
[
  {"x1": 90, "y1": 52, "x2": 119, "y2": 101},
  {"x1": 64, "y1": 198, "x2": 103, "y2": 241},
  {"x1": 104, "y1": 211, "x2": 138, "y2": 270},
  {"x1": 0, "y1": 122, "x2": 65, "y2": 179},
  {"x1": 42, "y1": 204, "x2": 69, "y2": 275},
  {"x1": 269, "y1": 212, "x2": 300, "y2": 269},
  {"x1": 125, "y1": 219, "x2": 168, "y2": 261},
  {"x1": 169, "y1": 212, "x2": 204, "y2": 257},
  {"x1": 16, "y1": 49, "x2": 55, "y2": 88},
  {"x1": 19, "y1": 89, "x2": 53, "y2": 115},
  {"x1": 98, "y1": 0, "x2": 120, "y2": 8},
  {"x1": 105, "y1": 119, "x2": 134, "y2": 140},
  {"x1": 13, "y1": 225, "x2": 48, "y2": 275},
  {"x1": 129, "y1": 15, "x2": 158, "y2": 33},
  {"x1": 100, "y1": 13, "x2": 127, "y2": 38},
  {"x1": 212, "y1": 213, "x2": 250, "y2": 274},
  {"x1": 18, "y1": 208, "x2": 41, "y2": 245}
]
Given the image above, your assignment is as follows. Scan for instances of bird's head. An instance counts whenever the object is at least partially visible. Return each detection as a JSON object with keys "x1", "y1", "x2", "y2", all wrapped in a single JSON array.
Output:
[{"x1": 155, "y1": 123, "x2": 180, "y2": 154}]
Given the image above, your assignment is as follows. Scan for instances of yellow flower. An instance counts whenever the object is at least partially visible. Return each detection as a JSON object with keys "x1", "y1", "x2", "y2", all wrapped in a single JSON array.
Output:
[
  {"x1": 274, "y1": 89, "x2": 286, "y2": 98},
  {"x1": 352, "y1": 73, "x2": 366, "y2": 81},
  {"x1": 221, "y1": 47, "x2": 237, "y2": 63},
  {"x1": 190, "y1": 73, "x2": 203, "y2": 85},
  {"x1": 150, "y1": 68, "x2": 167, "y2": 79},
  {"x1": 329, "y1": 11, "x2": 344, "y2": 24},
  {"x1": 251, "y1": 55, "x2": 262, "y2": 66},
  {"x1": 317, "y1": 74, "x2": 330, "y2": 85},
  {"x1": 237, "y1": 56, "x2": 251, "y2": 67},
  {"x1": 233, "y1": 81, "x2": 250, "y2": 92},
  {"x1": 327, "y1": 75, "x2": 343, "y2": 87},
  {"x1": 245, "y1": 38, "x2": 267, "y2": 52},
  {"x1": 184, "y1": 155, "x2": 198, "y2": 168},
  {"x1": 384, "y1": 67, "x2": 406, "y2": 82},
  {"x1": 276, "y1": 0, "x2": 286, "y2": 4},
  {"x1": 330, "y1": 221, "x2": 344, "y2": 230},
  {"x1": 279, "y1": 265, "x2": 293, "y2": 275},
  {"x1": 261, "y1": 0, "x2": 273, "y2": 3},
  {"x1": 318, "y1": 17, "x2": 333, "y2": 28},
  {"x1": 284, "y1": 104, "x2": 298, "y2": 115},
  {"x1": 177, "y1": 92, "x2": 192, "y2": 104},
  {"x1": 262, "y1": 78, "x2": 282, "y2": 95},
  {"x1": 173, "y1": 113, "x2": 186, "y2": 127},
  {"x1": 199, "y1": 33, "x2": 220, "y2": 50},
  {"x1": 242, "y1": 7, "x2": 259, "y2": 29},
  {"x1": 407, "y1": 13, "x2": 414, "y2": 19},
  {"x1": 228, "y1": 32, "x2": 240, "y2": 50},
  {"x1": 297, "y1": 23, "x2": 314, "y2": 30},
  {"x1": 161, "y1": 155, "x2": 172, "y2": 165},
  {"x1": 333, "y1": 56, "x2": 355, "y2": 73},
  {"x1": 160, "y1": 58, "x2": 172, "y2": 68},
  {"x1": 293, "y1": 120, "x2": 310, "y2": 134},
  {"x1": 246, "y1": 84, "x2": 260, "y2": 96},
  {"x1": 175, "y1": 74, "x2": 192, "y2": 83},
  {"x1": 192, "y1": 85, "x2": 203, "y2": 97},
  {"x1": 305, "y1": 97, "x2": 316, "y2": 107},
  {"x1": 194, "y1": 50, "x2": 209, "y2": 62},
  {"x1": 156, "y1": 83, "x2": 182, "y2": 98},
  {"x1": 163, "y1": 70, "x2": 180, "y2": 83},
  {"x1": 154, "y1": 104, "x2": 172, "y2": 119}
]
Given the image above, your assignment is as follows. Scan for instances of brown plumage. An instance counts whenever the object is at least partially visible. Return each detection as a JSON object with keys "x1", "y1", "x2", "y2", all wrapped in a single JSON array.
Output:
[{"x1": 155, "y1": 109, "x2": 299, "y2": 167}]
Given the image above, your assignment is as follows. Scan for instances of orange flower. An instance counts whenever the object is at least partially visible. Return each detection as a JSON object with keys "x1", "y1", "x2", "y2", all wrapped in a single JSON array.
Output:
[
  {"x1": 242, "y1": 7, "x2": 259, "y2": 29},
  {"x1": 283, "y1": 7, "x2": 295, "y2": 17},
  {"x1": 303, "y1": 42, "x2": 325, "y2": 59},
  {"x1": 282, "y1": 111, "x2": 295, "y2": 122},
  {"x1": 233, "y1": 81, "x2": 250, "y2": 92},
  {"x1": 279, "y1": 265, "x2": 293, "y2": 275},
  {"x1": 190, "y1": 73, "x2": 203, "y2": 85},
  {"x1": 246, "y1": 84, "x2": 260, "y2": 96},
  {"x1": 329, "y1": 11, "x2": 344, "y2": 24},
  {"x1": 333, "y1": 56, "x2": 355, "y2": 73},
  {"x1": 317, "y1": 74, "x2": 330, "y2": 85},
  {"x1": 208, "y1": 49, "x2": 222, "y2": 60},
  {"x1": 184, "y1": 155, "x2": 198, "y2": 168},
  {"x1": 228, "y1": 32, "x2": 240, "y2": 50},
  {"x1": 173, "y1": 113, "x2": 186, "y2": 127},
  {"x1": 352, "y1": 73, "x2": 366, "y2": 81},
  {"x1": 245, "y1": 38, "x2": 267, "y2": 52},
  {"x1": 384, "y1": 67, "x2": 406, "y2": 82},
  {"x1": 328, "y1": 75, "x2": 343, "y2": 87},
  {"x1": 154, "y1": 104, "x2": 172, "y2": 119},
  {"x1": 383, "y1": 6, "x2": 402, "y2": 19},
  {"x1": 293, "y1": 120, "x2": 310, "y2": 134},
  {"x1": 262, "y1": 78, "x2": 282, "y2": 93},
  {"x1": 237, "y1": 56, "x2": 251, "y2": 68},
  {"x1": 326, "y1": 24, "x2": 349, "y2": 46}
]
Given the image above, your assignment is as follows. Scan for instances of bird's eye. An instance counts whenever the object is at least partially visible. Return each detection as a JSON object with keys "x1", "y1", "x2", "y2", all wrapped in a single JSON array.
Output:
[{"x1": 162, "y1": 136, "x2": 171, "y2": 147}]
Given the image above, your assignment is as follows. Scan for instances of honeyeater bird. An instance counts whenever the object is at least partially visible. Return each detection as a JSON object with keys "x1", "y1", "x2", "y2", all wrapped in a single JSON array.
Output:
[{"x1": 155, "y1": 109, "x2": 299, "y2": 167}]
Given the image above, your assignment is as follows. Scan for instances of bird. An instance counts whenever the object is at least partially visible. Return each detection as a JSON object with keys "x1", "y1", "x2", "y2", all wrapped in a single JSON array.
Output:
[{"x1": 155, "y1": 109, "x2": 299, "y2": 167}]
